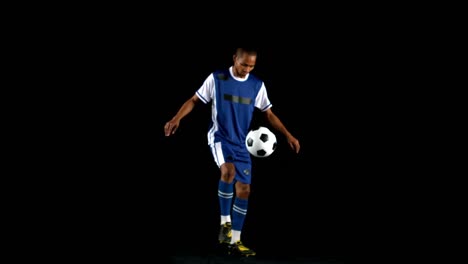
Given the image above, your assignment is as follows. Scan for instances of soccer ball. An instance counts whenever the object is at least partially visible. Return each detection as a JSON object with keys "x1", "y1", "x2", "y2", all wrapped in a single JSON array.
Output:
[{"x1": 245, "y1": 126, "x2": 277, "y2": 158}]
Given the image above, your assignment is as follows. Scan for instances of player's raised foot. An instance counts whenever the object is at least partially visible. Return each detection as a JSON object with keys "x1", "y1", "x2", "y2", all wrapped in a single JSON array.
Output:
[
  {"x1": 218, "y1": 222, "x2": 232, "y2": 244},
  {"x1": 228, "y1": 241, "x2": 256, "y2": 257}
]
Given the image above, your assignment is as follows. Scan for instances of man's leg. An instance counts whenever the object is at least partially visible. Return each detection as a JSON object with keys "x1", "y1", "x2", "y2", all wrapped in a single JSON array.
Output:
[
  {"x1": 218, "y1": 163, "x2": 235, "y2": 244},
  {"x1": 228, "y1": 161, "x2": 256, "y2": 257},
  {"x1": 211, "y1": 142, "x2": 236, "y2": 244},
  {"x1": 231, "y1": 182, "x2": 249, "y2": 244}
]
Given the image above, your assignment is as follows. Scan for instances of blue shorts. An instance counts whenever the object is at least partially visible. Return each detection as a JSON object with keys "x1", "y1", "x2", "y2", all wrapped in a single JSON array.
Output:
[{"x1": 209, "y1": 140, "x2": 252, "y2": 184}]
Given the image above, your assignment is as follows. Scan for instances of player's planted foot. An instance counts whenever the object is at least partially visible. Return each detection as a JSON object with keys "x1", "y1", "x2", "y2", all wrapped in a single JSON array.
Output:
[
  {"x1": 228, "y1": 241, "x2": 256, "y2": 257},
  {"x1": 218, "y1": 222, "x2": 232, "y2": 244}
]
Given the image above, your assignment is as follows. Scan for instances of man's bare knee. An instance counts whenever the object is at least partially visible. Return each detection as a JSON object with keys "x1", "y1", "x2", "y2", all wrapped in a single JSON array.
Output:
[
  {"x1": 235, "y1": 182, "x2": 250, "y2": 199},
  {"x1": 220, "y1": 163, "x2": 235, "y2": 183}
]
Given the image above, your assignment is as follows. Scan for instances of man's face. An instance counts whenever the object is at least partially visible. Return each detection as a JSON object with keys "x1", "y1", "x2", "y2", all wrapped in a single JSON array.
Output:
[{"x1": 233, "y1": 53, "x2": 256, "y2": 78}]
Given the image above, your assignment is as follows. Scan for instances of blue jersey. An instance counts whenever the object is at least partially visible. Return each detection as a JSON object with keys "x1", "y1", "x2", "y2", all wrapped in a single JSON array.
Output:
[{"x1": 196, "y1": 67, "x2": 272, "y2": 147}]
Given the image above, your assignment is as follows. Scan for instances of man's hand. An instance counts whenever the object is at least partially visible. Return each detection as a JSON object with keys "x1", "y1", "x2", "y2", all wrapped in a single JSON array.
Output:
[
  {"x1": 287, "y1": 135, "x2": 300, "y2": 153},
  {"x1": 164, "y1": 119, "x2": 180, "y2": 136}
]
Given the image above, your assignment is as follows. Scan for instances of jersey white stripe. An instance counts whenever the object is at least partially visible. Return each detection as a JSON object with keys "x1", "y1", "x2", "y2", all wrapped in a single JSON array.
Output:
[{"x1": 208, "y1": 86, "x2": 218, "y2": 145}]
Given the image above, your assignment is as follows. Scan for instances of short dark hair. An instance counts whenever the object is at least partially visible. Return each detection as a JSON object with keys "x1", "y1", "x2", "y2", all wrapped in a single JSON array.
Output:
[{"x1": 235, "y1": 48, "x2": 258, "y2": 56}]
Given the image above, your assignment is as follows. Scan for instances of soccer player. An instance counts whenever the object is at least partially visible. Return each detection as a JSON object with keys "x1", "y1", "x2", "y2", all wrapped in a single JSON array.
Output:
[{"x1": 164, "y1": 48, "x2": 300, "y2": 257}]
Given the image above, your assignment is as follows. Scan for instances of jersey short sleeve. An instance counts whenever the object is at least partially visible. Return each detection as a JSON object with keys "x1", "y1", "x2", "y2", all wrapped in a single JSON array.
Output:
[
  {"x1": 254, "y1": 82, "x2": 272, "y2": 111},
  {"x1": 196, "y1": 73, "x2": 215, "y2": 104}
]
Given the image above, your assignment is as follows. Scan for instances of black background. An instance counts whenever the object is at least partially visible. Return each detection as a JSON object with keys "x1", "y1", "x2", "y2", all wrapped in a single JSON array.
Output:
[
  {"x1": 25, "y1": 5, "x2": 424, "y2": 262},
  {"x1": 160, "y1": 47, "x2": 347, "y2": 257},
  {"x1": 63, "y1": 43, "x2": 400, "y2": 262},
  {"x1": 152, "y1": 47, "x2": 368, "y2": 261}
]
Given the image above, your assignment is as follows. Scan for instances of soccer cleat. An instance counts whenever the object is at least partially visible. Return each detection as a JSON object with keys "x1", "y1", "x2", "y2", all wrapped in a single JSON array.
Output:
[
  {"x1": 218, "y1": 222, "x2": 232, "y2": 244},
  {"x1": 228, "y1": 241, "x2": 256, "y2": 257}
]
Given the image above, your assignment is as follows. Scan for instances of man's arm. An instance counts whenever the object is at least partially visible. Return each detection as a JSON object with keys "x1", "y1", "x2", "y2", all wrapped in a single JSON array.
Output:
[
  {"x1": 263, "y1": 108, "x2": 300, "y2": 153},
  {"x1": 164, "y1": 94, "x2": 201, "y2": 136}
]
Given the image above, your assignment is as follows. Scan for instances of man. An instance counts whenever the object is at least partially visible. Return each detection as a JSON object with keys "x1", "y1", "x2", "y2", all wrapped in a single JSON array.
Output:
[{"x1": 164, "y1": 48, "x2": 300, "y2": 257}]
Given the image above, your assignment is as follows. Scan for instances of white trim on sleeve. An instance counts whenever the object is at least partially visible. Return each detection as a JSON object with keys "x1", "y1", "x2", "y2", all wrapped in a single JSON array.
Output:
[
  {"x1": 254, "y1": 82, "x2": 272, "y2": 111},
  {"x1": 195, "y1": 73, "x2": 215, "y2": 104}
]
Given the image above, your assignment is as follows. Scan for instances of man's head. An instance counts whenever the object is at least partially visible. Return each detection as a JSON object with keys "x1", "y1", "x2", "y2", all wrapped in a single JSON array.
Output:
[{"x1": 232, "y1": 48, "x2": 257, "y2": 78}]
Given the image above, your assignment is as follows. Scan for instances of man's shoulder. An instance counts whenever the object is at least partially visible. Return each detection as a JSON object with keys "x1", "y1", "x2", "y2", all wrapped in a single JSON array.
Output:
[
  {"x1": 247, "y1": 73, "x2": 262, "y2": 82},
  {"x1": 213, "y1": 69, "x2": 230, "y2": 81}
]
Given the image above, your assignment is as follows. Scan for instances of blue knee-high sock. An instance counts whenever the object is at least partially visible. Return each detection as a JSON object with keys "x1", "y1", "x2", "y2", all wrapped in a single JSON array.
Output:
[
  {"x1": 218, "y1": 180, "x2": 234, "y2": 218},
  {"x1": 232, "y1": 197, "x2": 248, "y2": 231}
]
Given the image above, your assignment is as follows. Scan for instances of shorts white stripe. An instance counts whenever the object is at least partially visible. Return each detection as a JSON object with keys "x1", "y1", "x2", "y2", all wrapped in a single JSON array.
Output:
[{"x1": 211, "y1": 142, "x2": 225, "y2": 167}]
